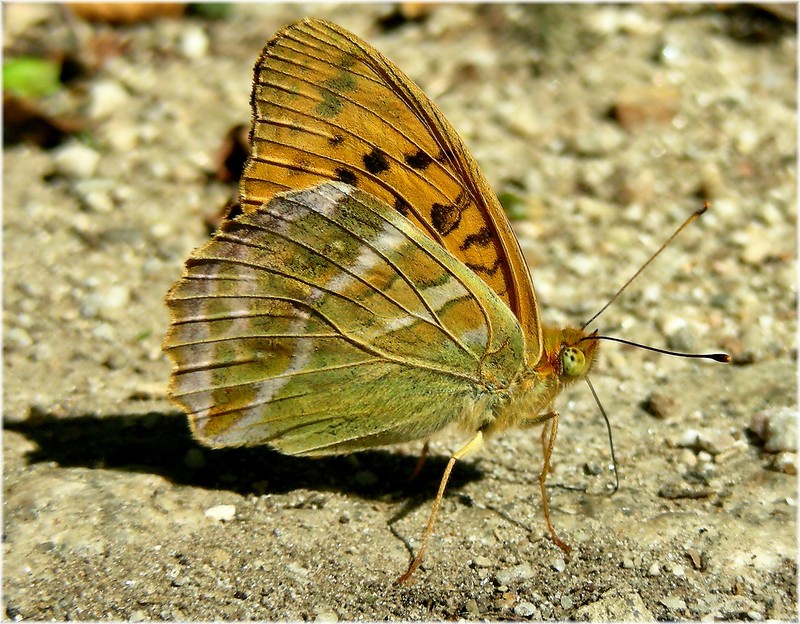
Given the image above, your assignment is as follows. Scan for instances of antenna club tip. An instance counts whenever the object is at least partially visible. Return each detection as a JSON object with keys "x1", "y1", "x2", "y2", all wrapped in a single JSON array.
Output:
[
  {"x1": 698, "y1": 201, "x2": 711, "y2": 216},
  {"x1": 714, "y1": 353, "x2": 731, "y2": 363}
]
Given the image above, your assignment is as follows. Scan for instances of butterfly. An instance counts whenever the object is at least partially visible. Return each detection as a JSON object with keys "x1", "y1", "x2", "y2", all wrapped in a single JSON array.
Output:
[{"x1": 163, "y1": 18, "x2": 645, "y2": 582}]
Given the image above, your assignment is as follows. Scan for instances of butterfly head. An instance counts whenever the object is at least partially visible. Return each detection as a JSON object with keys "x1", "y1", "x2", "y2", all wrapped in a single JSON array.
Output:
[{"x1": 540, "y1": 325, "x2": 599, "y2": 386}]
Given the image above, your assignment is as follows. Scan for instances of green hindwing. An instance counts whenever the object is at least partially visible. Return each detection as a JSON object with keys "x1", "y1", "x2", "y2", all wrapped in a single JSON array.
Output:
[{"x1": 164, "y1": 182, "x2": 525, "y2": 454}]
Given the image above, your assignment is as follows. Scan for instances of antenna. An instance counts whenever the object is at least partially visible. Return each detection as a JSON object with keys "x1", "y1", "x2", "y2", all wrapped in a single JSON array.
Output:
[
  {"x1": 583, "y1": 335, "x2": 731, "y2": 363},
  {"x1": 578, "y1": 202, "x2": 729, "y2": 504},
  {"x1": 585, "y1": 377, "x2": 619, "y2": 494},
  {"x1": 581, "y1": 203, "x2": 710, "y2": 330}
]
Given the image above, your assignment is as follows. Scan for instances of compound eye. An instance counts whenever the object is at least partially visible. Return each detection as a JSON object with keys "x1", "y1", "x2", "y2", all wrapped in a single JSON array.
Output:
[{"x1": 561, "y1": 346, "x2": 586, "y2": 377}]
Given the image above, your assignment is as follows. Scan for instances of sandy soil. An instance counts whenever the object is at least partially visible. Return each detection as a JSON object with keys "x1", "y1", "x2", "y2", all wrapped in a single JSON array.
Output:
[{"x1": 3, "y1": 4, "x2": 797, "y2": 620}]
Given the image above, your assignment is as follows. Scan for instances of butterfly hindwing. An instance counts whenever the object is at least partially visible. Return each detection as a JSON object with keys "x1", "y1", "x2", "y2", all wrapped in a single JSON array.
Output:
[
  {"x1": 241, "y1": 18, "x2": 542, "y2": 362},
  {"x1": 164, "y1": 182, "x2": 525, "y2": 454}
]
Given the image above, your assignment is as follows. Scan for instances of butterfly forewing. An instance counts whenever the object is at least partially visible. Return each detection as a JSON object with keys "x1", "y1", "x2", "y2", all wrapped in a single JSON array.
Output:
[
  {"x1": 241, "y1": 18, "x2": 542, "y2": 363},
  {"x1": 164, "y1": 182, "x2": 525, "y2": 454}
]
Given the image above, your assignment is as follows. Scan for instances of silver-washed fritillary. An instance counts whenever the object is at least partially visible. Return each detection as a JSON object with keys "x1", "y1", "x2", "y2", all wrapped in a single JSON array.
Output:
[{"x1": 163, "y1": 18, "x2": 672, "y2": 582}]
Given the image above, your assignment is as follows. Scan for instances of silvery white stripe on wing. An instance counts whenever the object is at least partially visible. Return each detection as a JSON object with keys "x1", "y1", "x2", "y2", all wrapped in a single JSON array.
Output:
[
  {"x1": 318, "y1": 196, "x2": 438, "y2": 325},
  {"x1": 313, "y1": 182, "x2": 349, "y2": 216},
  {"x1": 363, "y1": 276, "x2": 479, "y2": 348},
  {"x1": 221, "y1": 252, "x2": 262, "y2": 338},
  {"x1": 177, "y1": 260, "x2": 219, "y2": 418},
  {"x1": 359, "y1": 213, "x2": 437, "y2": 325},
  {"x1": 235, "y1": 291, "x2": 318, "y2": 430},
  {"x1": 459, "y1": 326, "x2": 489, "y2": 349},
  {"x1": 419, "y1": 277, "x2": 471, "y2": 314},
  {"x1": 325, "y1": 242, "x2": 381, "y2": 293}
]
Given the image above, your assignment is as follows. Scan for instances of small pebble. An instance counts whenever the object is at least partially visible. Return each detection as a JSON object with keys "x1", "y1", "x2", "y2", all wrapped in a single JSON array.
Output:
[
  {"x1": 464, "y1": 599, "x2": 480, "y2": 616},
  {"x1": 750, "y1": 407, "x2": 797, "y2": 453},
  {"x1": 91, "y1": 322, "x2": 116, "y2": 342},
  {"x1": 314, "y1": 607, "x2": 338, "y2": 622},
  {"x1": 572, "y1": 529, "x2": 592, "y2": 544},
  {"x1": 104, "y1": 122, "x2": 139, "y2": 152},
  {"x1": 473, "y1": 556, "x2": 492, "y2": 568},
  {"x1": 205, "y1": 504, "x2": 236, "y2": 522},
  {"x1": 647, "y1": 562, "x2": 660, "y2": 577},
  {"x1": 583, "y1": 462, "x2": 602, "y2": 476},
  {"x1": 4, "y1": 4, "x2": 52, "y2": 39},
  {"x1": 495, "y1": 563, "x2": 534, "y2": 585},
  {"x1": 513, "y1": 601, "x2": 537, "y2": 618},
  {"x1": 736, "y1": 127, "x2": 760, "y2": 154},
  {"x1": 697, "y1": 430, "x2": 737, "y2": 455},
  {"x1": 643, "y1": 391, "x2": 676, "y2": 419},
  {"x1": 574, "y1": 586, "x2": 654, "y2": 620},
  {"x1": 704, "y1": 595, "x2": 764, "y2": 620},
  {"x1": 550, "y1": 556, "x2": 566, "y2": 573},
  {"x1": 79, "y1": 187, "x2": 114, "y2": 213},
  {"x1": 106, "y1": 285, "x2": 131, "y2": 309},
  {"x1": 740, "y1": 223, "x2": 774, "y2": 266},
  {"x1": 286, "y1": 562, "x2": 309, "y2": 577},
  {"x1": 81, "y1": 286, "x2": 131, "y2": 319},
  {"x1": 613, "y1": 85, "x2": 680, "y2": 129},
  {"x1": 678, "y1": 429, "x2": 700, "y2": 448},
  {"x1": 677, "y1": 428, "x2": 736, "y2": 455},
  {"x1": 678, "y1": 449, "x2": 698, "y2": 468},
  {"x1": 621, "y1": 556, "x2": 635, "y2": 569},
  {"x1": 128, "y1": 382, "x2": 165, "y2": 400},
  {"x1": 660, "y1": 595, "x2": 686, "y2": 610},
  {"x1": 89, "y1": 80, "x2": 130, "y2": 119},
  {"x1": 771, "y1": 452, "x2": 797, "y2": 475},
  {"x1": 687, "y1": 549, "x2": 703, "y2": 570},
  {"x1": 53, "y1": 141, "x2": 101, "y2": 178},
  {"x1": 5, "y1": 327, "x2": 33, "y2": 350},
  {"x1": 180, "y1": 25, "x2": 210, "y2": 59}
]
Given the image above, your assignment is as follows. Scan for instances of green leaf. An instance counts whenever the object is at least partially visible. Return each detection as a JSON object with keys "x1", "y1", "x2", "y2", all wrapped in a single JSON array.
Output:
[{"x1": 3, "y1": 57, "x2": 62, "y2": 99}]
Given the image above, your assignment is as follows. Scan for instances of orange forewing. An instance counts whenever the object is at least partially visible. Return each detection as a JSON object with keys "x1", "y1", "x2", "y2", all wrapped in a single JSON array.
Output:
[{"x1": 239, "y1": 18, "x2": 542, "y2": 363}]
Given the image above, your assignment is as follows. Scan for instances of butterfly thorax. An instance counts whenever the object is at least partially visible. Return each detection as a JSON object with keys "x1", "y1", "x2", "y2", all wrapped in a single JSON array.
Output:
[{"x1": 480, "y1": 325, "x2": 599, "y2": 437}]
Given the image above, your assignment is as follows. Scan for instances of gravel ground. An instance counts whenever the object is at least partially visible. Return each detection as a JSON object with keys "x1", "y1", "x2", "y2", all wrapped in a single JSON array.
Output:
[{"x1": 3, "y1": 4, "x2": 797, "y2": 621}]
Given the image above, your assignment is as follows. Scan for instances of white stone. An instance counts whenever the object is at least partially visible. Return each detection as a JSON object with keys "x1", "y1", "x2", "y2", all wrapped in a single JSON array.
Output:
[
  {"x1": 89, "y1": 80, "x2": 130, "y2": 119},
  {"x1": 204, "y1": 504, "x2": 236, "y2": 522},
  {"x1": 180, "y1": 25, "x2": 209, "y2": 59},
  {"x1": 53, "y1": 142, "x2": 101, "y2": 179}
]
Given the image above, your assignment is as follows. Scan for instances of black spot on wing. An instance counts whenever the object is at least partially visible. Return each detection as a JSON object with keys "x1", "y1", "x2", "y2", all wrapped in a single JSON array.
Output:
[
  {"x1": 430, "y1": 192, "x2": 468, "y2": 236},
  {"x1": 334, "y1": 167, "x2": 357, "y2": 185},
  {"x1": 363, "y1": 147, "x2": 390, "y2": 175},
  {"x1": 393, "y1": 195, "x2": 411, "y2": 217},
  {"x1": 460, "y1": 226, "x2": 494, "y2": 251},
  {"x1": 465, "y1": 257, "x2": 503, "y2": 276},
  {"x1": 329, "y1": 133, "x2": 345, "y2": 147},
  {"x1": 404, "y1": 149, "x2": 433, "y2": 170}
]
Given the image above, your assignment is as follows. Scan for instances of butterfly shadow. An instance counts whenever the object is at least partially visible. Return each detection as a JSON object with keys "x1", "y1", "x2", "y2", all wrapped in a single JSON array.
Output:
[{"x1": 4, "y1": 410, "x2": 484, "y2": 508}]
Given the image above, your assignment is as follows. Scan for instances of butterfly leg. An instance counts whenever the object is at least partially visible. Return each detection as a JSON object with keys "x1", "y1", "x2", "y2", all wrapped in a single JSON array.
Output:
[
  {"x1": 537, "y1": 411, "x2": 571, "y2": 555},
  {"x1": 395, "y1": 431, "x2": 484, "y2": 584},
  {"x1": 518, "y1": 410, "x2": 571, "y2": 555},
  {"x1": 407, "y1": 441, "x2": 430, "y2": 482}
]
